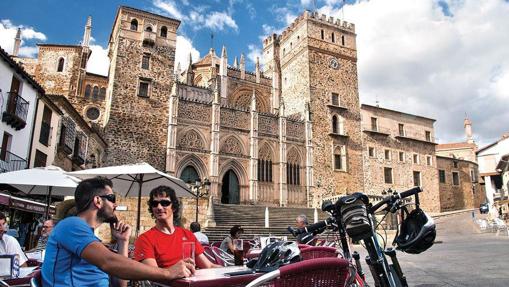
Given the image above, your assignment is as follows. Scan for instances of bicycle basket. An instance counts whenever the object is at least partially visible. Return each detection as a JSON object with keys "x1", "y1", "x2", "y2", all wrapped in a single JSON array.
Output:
[{"x1": 339, "y1": 193, "x2": 371, "y2": 241}]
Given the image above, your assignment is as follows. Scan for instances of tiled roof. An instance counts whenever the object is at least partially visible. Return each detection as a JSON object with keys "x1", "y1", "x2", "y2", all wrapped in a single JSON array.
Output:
[{"x1": 436, "y1": 142, "x2": 476, "y2": 150}]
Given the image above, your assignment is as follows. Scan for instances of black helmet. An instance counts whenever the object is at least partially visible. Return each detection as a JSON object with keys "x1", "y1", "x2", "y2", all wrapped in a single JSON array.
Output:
[
  {"x1": 394, "y1": 207, "x2": 436, "y2": 254},
  {"x1": 253, "y1": 241, "x2": 301, "y2": 272}
]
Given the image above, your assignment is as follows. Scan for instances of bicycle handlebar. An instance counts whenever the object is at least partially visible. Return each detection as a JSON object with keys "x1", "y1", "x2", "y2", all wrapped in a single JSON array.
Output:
[{"x1": 371, "y1": 187, "x2": 422, "y2": 212}]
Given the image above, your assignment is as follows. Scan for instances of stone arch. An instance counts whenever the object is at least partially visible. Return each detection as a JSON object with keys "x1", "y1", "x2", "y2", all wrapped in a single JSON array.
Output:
[
  {"x1": 176, "y1": 154, "x2": 208, "y2": 183},
  {"x1": 145, "y1": 25, "x2": 153, "y2": 32},
  {"x1": 331, "y1": 113, "x2": 344, "y2": 134},
  {"x1": 219, "y1": 135, "x2": 244, "y2": 155},
  {"x1": 130, "y1": 19, "x2": 138, "y2": 31},
  {"x1": 177, "y1": 128, "x2": 206, "y2": 150},
  {"x1": 229, "y1": 87, "x2": 270, "y2": 112},
  {"x1": 84, "y1": 84, "x2": 91, "y2": 98},
  {"x1": 258, "y1": 141, "x2": 274, "y2": 160},
  {"x1": 287, "y1": 146, "x2": 303, "y2": 186},
  {"x1": 160, "y1": 26, "x2": 168, "y2": 38},
  {"x1": 287, "y1": 146, "x2": 303, "y2": 165},
  {"x1": 219, "y1": 159, "x2": 248, "y2": 204}
]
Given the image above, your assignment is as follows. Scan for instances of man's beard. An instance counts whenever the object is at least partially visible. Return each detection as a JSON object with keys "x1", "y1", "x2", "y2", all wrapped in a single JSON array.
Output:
[{"x1": 97, "y1": 206, "x2": 117, "y2": 224}]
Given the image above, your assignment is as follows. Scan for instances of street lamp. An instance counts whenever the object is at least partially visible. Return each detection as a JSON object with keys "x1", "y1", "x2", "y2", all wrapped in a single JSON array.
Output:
[{"x1": 190, "y1": 178, "x2": 211, "y2": 222}]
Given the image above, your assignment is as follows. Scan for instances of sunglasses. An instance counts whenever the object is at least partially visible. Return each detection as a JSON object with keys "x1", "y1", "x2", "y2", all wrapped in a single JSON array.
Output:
[
  {"x1": 149, "y1": 199, "x2": 173, "y2": 208},
  {"x1": 99, "y1": 194, "x2": 116, "y2": 204}
]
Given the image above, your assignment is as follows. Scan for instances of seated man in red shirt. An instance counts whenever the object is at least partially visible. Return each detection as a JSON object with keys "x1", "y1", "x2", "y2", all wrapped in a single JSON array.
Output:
[{"x1": 135, "y1": 185, "x2": 220, "y2": 269}]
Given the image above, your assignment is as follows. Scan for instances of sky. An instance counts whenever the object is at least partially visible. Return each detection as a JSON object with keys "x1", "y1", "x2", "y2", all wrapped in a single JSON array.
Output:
[{"x1": 1, "y1": 0, "x2": 508, "y2": 148}]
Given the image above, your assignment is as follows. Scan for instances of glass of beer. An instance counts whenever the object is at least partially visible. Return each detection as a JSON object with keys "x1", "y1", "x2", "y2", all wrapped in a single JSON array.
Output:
[
  {"x1": 182, "y1": 242, "x2": 195, "y2": 262},
  {"x1": 233, "y1": 239, "x2": 244, "y2": 266}
]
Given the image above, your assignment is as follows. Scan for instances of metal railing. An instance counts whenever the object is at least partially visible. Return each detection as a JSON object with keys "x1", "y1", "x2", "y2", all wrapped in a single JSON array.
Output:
[
  {"x1": 0, "y1": 149, "x2": 27, "y2": 173},
  {"x1": 6, "y1": 92, "x2": 29, "y2": 122}
]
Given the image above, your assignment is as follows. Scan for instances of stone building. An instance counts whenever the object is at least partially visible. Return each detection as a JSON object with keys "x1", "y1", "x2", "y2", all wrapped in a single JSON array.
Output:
[{"x1": 360, "y1": 104, "x2": 440, "y2": 212}]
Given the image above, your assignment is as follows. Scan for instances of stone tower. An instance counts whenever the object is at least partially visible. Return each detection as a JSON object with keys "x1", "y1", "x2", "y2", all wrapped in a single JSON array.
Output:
[
  {"x1": 103, "y1": 6, "x2": 180, "y2": 170},
  {"x1": 464, "y1": 117, "x2": 474, "y2": 144},
  {"x1": 263, "y1": 11, "x2": 364, "y2": 202}
]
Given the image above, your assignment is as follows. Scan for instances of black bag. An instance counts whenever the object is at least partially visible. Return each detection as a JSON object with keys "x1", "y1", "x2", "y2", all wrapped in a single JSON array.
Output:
[{"x1": 339, "y1": 193, "x2": 371, "y2": 241}]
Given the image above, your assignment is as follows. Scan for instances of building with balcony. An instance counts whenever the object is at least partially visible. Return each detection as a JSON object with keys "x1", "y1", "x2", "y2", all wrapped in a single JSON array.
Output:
[
  {"x1": 360, "y1": 104, "x2": 440, "y2": 212},
  {"x1": 0, "y1": 46, "x2": 43, "y2": 173},
  {"x1": 477, "y1": 134, "x2": 509, "y2": 205}
]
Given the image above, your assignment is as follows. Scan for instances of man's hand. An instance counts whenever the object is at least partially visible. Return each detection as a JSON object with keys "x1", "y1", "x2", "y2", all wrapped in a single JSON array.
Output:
[
  {"x1": 165, "y1": 259, "x2": 196, "y2": 280},
  {"x1": 111, "y1": 221, "x2": 131, "y2": 242}
]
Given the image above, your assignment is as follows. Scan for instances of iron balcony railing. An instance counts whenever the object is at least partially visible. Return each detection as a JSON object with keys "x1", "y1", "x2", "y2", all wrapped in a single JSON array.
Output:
[
  {"x1": 2, "y1": 92, "x2": 29, "y2": 130},
  {"x1": 0, "y1": 149, "x2": 27, "y2": 173}
]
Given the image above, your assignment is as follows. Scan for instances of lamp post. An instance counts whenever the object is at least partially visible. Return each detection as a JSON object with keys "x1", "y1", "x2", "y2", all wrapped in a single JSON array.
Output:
[{"x1": 190, "y1": 178, "x2": 211, "y2": 222}]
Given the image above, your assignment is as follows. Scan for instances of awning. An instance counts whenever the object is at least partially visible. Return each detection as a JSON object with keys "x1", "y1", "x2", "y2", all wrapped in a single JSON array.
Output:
[{"x1": 0, "y1": 193, "x2": 56, "y2": 215}]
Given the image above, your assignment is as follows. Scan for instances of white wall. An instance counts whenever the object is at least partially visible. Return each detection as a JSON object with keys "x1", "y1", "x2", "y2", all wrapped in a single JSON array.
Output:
[
  {"x1": 0, "y1": 59, "x2": 39, "y2": 164},
  {"x1": 29, "y1": 100, "x2": 61, "y2": 167}
]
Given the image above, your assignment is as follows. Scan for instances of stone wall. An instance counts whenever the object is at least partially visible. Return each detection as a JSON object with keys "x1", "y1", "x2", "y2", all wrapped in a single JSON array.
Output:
[{"x1": 437, "y1": 156, "x2": 484, "y2": 212}]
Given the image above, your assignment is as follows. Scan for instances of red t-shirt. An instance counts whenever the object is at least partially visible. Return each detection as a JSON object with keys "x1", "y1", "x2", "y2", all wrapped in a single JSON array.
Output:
[{"x1": 134, "y1": 226, "x2": 204, "y2": 268}]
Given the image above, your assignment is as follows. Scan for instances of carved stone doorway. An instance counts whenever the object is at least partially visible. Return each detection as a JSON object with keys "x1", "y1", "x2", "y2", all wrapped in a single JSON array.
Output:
[{"x1": 221, "y1": 169, "x2": 240, "y2": 204}]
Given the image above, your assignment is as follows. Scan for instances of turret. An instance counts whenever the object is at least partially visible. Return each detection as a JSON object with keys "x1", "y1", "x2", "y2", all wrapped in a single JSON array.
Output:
[
  {"x1": 185, "y1": 53, "x2": 194, "y2": 85},
  {"x1": 464, "y1": 117, "x2": 474, "y2": 144},
  {"x1": 12, "y1": 28, "x2": 21, "y2": 57},
  {"x1": 233, "y1": 56, "x2": 238, "y2": 68},
  {"x1": 255, "y1": 57, "x2": 260, "y2": 83},
  {"x1": 240, "y1": 53, "x2": 246, "y2": 79},
  {"x1": 219, "y1": 46, "x2": 227, "y2": 76},
  {"x1": 82, "y1": 16, "x2": 92, "y2": 48}
]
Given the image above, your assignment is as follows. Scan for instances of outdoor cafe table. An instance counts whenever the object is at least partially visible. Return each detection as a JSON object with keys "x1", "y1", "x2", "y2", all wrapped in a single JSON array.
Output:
[{"x1": 152, "y1": 266, "x2": 262, "y2": 287}]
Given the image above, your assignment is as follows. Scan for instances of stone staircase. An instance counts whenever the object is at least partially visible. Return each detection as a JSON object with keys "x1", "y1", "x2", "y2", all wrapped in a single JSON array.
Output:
[{"x1": 204, "y1": 203, "x2": 329, "y2": 242}]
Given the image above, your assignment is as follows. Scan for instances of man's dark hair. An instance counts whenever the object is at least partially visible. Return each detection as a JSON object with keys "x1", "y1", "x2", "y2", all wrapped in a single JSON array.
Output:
[
  {"x1": 147, "y1": 185, "x2": 180, "y2": 218},
  {"x1": 190, "y1": 222, "x2": 201, "y2": 233},
  {"x1": 0, "y1": 212, "x2": 6, "y2": 221},
  {"x1": 230, "y1": 225, "x2": 244, "y2": 237},
  {"x1": 75, "y1": 176, "x2": 113, "y2": 213}
]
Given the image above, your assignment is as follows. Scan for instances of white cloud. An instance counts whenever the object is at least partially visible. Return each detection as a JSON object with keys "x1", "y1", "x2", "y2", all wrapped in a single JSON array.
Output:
[
  {"x1": 317, "y1": 0, "x2": 509, "y2": 145},
  {"x1": 175, "y1": 35, "x2": 200, "y2": 71},
  {"x1": 247, "y1": 44, "x2": 262, "y2": 66},
  {"x1": 153, "y1": 0, "x2": 187, "y2": 20},
  {"x1": 205, "y1": 11, "x2": 238, "y2": 31},
  {"x1": 0, "y1": 19, "x2": 46, "y2": 57},
  {"x1": 86, "y1": 44, "x2": 109, "y2": 76},
  {"x1": 300, "y1": 0, "x2": 313, "y2": 7}
]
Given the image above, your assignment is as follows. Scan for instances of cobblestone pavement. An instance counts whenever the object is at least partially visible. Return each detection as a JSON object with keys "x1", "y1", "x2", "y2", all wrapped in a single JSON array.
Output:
[{"x1": 353, "y1": 211, "x2": 509, "y2": 287}]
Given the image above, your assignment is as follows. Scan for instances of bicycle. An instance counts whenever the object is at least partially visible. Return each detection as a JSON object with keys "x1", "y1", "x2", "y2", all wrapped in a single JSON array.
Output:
[{"x1": 288, "y1": 186, "x2": 435, "y2": 287}]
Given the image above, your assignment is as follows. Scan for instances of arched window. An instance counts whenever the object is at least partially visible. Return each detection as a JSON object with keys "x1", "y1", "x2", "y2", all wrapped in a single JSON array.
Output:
[
  {"x1": 57, "y1": 58, "x2": 65, "y2": 72},
  {"x1": 287, "y1": 152, "x2": 301, "y2": 186},
  {"x1": 333, "y1": 146, "x2": 346, "y2": 171},
  {"x1": 341, "y1": 35, "x2": 345, "y2": 46},
  {"x1": 332, "y1": 115, "x2": 338, "y2": 134},
  {"x1": 130, "y1": 19, "x2": 138, "y2": 31},
  {"x1": 99, "y1": 87, "x2": 106, "y2": 100},
  {"x1": 160, "y1": 26, "x2": 168, "y2": 38},
  {"x1": 84, "y1": 85, "x2": 91, "y2": 98},
  {"x1": 92, "y1": 86, "x2": 99, "y2": 100},
  {"x1": 321, "y1": 29, "x2": 324, "y2": 40},
  {"x1": 145, "y1": 26, "x2": 153, "y2": 32},
  {"x1": 180, "y1": 166, "x2": 200, "y2": 184},
  {"x1": 331, "y1": 32, "x2": 335, "y2": 43}
]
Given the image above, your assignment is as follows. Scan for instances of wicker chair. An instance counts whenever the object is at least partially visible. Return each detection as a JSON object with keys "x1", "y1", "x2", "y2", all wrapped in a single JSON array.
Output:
[
  {"x1": 300, "y1": 246, "x2": 339, "y2": 260},
  {"x1": 245, "y1": 257, "x2": 353, "y2": 287}
]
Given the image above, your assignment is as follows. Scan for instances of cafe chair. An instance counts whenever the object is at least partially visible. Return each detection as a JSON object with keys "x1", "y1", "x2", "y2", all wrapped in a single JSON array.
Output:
[
  {"x1": 29, "y1": 270, "x2": 42, "y2": 287},
  {"x1": 211, "y1": 246, "x2": 234, "y2": 266},
  {"x1": 211, "y1": 242, "x2": 222, "y2": 248},
  {"x1": 203, "y1": 246, "x2": 218, "y2": 264},
  {"x1": 246, "y1": 257, "x2": 352, "y2": 287},
  {"x1": 300, "y1": 246, "x2": 339, "y2": 260},
  {"x1": 298, "y1": 244, "x2": 311, "y2": 250}
]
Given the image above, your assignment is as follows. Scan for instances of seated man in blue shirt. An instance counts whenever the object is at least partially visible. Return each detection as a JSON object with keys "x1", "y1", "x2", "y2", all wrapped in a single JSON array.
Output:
[{"x1": 42, "y1": 176, "x2": 195, "y2": 287}]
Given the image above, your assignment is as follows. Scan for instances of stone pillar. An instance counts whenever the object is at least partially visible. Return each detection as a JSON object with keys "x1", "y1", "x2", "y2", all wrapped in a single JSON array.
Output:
[
  {"x1": 255, "y1": 57, "x2": 261, "y2": 84},
  {"x1": 219, "y1": 46, "x2": 228, "y2": 99},
  {"x1": 209, "y1": 83, "x2": 221, "y2": 198},
  {"x1": 240, "y1": 53, "x2": 246, "y2": 80},
  {"x1": 249, "y1": 89, "x2": 259, "y2": 203},
  {"x1": 305, "y1": 102, "x2": 314, "y2": 207},
  {"x1": 166, "y1": 80, "x2": 180, "y2": 175},
  {"x1": 13, "y1": 28, "x2": 21, "y2": 57},
  {"x1": 279, "y1": 102, "x2": 288, "y2": 206}
]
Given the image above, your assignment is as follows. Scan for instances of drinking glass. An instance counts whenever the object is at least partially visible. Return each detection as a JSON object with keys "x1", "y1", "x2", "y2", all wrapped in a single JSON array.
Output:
[
  {"x1": 182, "y1": 242, "x2": 195, "y2": 262},
  {"x1": 233, "y1": 239, "x2": 244, "y2": 266}
]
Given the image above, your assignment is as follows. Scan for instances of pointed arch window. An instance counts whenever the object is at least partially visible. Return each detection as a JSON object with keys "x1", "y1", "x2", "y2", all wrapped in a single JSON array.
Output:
[
  {"x1": 145, "y1": 26, "x2": 153, "y2": 32},
  {"x1": 180, "y1": 165, "x2": 200, "y2": 184},
  {"x1": 333, "y1": 145, "x2": 347, "y2": 171},
  {"x1": 287, "y1": 155, "x2": 301, "y2": 186},
  {"x1": 257, "y1": 159, "x2": 273, "y2": 182},
  {"x1": 84, "y1": 85, "x2": 91, "y2": 98},
  {"x1": 57, "y1": 58, "x2": 65, "y2": 72},
  {"x1": 332, "y1": 115, "x2": 338, "y2": 134},
  {"x1": 92, "y1": 86, "x2": 99, "y2": 100},
  {"x1": 130, "y1": 19, "x2": 138, "y2": 31},
  {"x1": 160, "y1": 26, "x2": 168, "y2": 38},
  {"x1": 99, "y1": 87, "x2": 106, "y2": 100}
]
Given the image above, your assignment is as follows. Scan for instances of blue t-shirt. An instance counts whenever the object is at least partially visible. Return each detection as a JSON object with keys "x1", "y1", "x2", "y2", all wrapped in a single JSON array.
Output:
[{"x1": 42, "y1": 216, "x2": 109, "y2": 287}]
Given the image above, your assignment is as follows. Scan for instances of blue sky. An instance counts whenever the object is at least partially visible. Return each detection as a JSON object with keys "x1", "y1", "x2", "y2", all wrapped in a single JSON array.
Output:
[{"x1": 1, "y1": 0, "x2": 508, "y2": 146}]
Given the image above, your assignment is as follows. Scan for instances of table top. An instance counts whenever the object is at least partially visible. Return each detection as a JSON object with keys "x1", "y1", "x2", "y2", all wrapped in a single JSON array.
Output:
[{"x1": 154, "y1": 266, "x2": 262, "y2": 287}]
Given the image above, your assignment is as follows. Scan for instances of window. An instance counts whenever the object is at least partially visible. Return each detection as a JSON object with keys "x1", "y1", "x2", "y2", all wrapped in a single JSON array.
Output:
[
  {"x1": 385, "y1": 149, "x2": 391, "y2": 160},
  {"x1": 57, "y1": 58, "x2": 65, "y2": 72},
  {"x1": 84, "y1": 85, "x2": 91, "y2": 98},
  {"x1": 331, "y1": 32, "x2": 335, "y2": 43},
  {"x1": 321, "y1": 29, "x2": 324, "y2": 40},
  {"x1": 439, "y1": 170, "x2": 446, "y2": 183},
  {"x1": 470, "y1": 169, "x2": 476, "y2": 182},
  {"x1": 179, "y1": 166, "x2": 200, "y2": 184},
  {"x1": 138, "y1": 79, "x2": 150, "y2": 98},
  {"x1": 371, "y1": 117, "x2": 377, "y2": 131},
  {"x1": 341, "y1": 35, "x2": 345, "y2": 46},
  {"x1": 413, "y1": 171, "x2": 421, "y2": 186},
  {"x1": 86, "y1": 107, "x2": 100, "y2": 121},
  {"x1": 287, "y1": 163, "x2": 301, "y2": 185},
  {"x1": 399, "y1": 151, "x2": 404, "y2": 162},
  {"x1": 160, "y1": 26, "x2": 168, "y2": 38},
  {"x1": 99, "y1": 87, "x2": 106, "y2": 100},
  {"x1": 0, "y1": 132, "x2": 12, "y2": 161},
  {"x1": 426, "y1": 155, "x2": 432, "y2": 166},
  {"x1": 425, "y1": 131, "x2": 431, "y2": 142},
  {"x1": 452, "y1": 171, "x2": 460, "y2": 185},
  {"x1": 332, "y1": 115, "x2": 338, "y2": 134},
  {"x1": 34, "y1": 150, "x2": 47, "y2": 168},
  {"x1": 413, "y1": 154, "x2": 419, "y2": 164},
  {"x1": 142, "y1": 54, "x2": 150, "y2": 70},
  {"x1": 398, "y1": 123, "x2": 405, "y2": 136},
  {"x1": 453, "y1": 161, "x2": 458, "y2": 168},
  {"x1": 334, "y1": 154, "x2": 342, "y2": 170},
  {"x1": 145, "y1": 26, "x2": 153, "y2": 32},
  {"x1": 39, "y1": 106, "x2": 52, "y2": 146},
  {"x1": 384, "y1": 167, "x2": 393, "y2": 184},
  {"x1": 92, "y1": 86, "x2": 99, "y2": 100},
  {"x1": 333, "y1": 146, "x2": 346, "y2": 171},
  {"x1": 331, "y1": 93, "x2": 339, "y2": 106},
  {"x1": 368, "y1": 147, "x2": 375, "y2": 158},
  {"x1": 130, "y1": 19, "x2": 138, "y2": 31},
  {"x1": 258, "y1": 159, "x2": 273, "y2": 182}
]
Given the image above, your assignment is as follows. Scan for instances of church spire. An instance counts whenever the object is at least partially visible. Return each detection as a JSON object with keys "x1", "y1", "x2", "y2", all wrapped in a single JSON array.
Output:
[
  {"x1": 82, "y1": 16, "x2": 92, "y2": 47},
  {"x1": 13, "y1": 28, "x2": 21, "y2": 57}
]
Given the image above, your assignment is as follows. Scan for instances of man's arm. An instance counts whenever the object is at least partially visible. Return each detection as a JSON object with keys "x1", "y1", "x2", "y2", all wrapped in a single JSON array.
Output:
[
  {"x1": 81, "y1": 242, "x2": 195, "y2": 282},
  {"x1": 195, "y1": 254, "x2": 221, "y2": 269}
]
